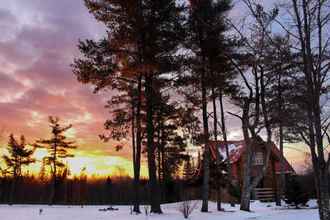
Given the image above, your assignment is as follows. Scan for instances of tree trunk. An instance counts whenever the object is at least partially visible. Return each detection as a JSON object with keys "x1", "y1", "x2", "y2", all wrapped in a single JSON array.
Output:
[
  {"x1": 133, "y1": 76, "x2": 142, "y2": 213},
  {"x1": 131, "y1": 83, "x2": 138, "y2": 213},
  {"x1": 240, "y1": 121, "x2": 253, "y2": 211},
  {"x1": 212, "y1": 87, "x2": 222, "y2": 211},
  {"x1": 145, "y1": 75, "x2": 162, "y2": 214},
  {"x1": 239, "y1": 94, "x2": 273, "y2": 211},
  {"x1": 9, "y1": 174, "x2": 16, "y2": 205},
  {"x1": 217, "y1": 185, "x2": 222, "y2": 211},
  {"x1": 277, "y1": 122, "x2": 284, "y2": 206},
  {"x1": 315, "y1": 103, "x2": 330, "y2": 220},
  {"x1": 274, "y1": 62, "x2": 284, "y2": 206},
  {"x1": 161, "y1": 134, "x2": 166, "y2": 197},
  {"x1": 318, "y1": 168, "x2": 330, "y2": 220},
  {"x1": 50, "y1": 142, "x2": 57, "y2": 205},
  {"x1": 212, "y1": 87, "x2": 218, "y2": 142},
  {"x1": 157, "y1": 123, "x2": 162, "y2": 202},
  {"x1": 240, "y1": 191, "x2": 251, "y2": 211},
  {"x1": 219, "y1": 89, "x2": 235, "y2": 206},
  {"x1": 156, "y1": 116, "x2": 162, "y2": 184},
  {"x1": 240, "y1": 139, "x2": 273, "y2": 211},
  {"x1": 201, "y1": 69, "x2": 210, "y2": 212}
]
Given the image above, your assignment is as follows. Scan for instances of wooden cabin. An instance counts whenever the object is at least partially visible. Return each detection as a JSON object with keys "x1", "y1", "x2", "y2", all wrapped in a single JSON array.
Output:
[{"x1": 209, "y1": 140, "x2": 295, "y2": 201}]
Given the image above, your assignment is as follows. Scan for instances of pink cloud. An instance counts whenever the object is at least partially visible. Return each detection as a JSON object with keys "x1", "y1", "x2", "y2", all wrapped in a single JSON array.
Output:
[{"x1": 0, "y1": 0, "x2": 127, "y2": 159}]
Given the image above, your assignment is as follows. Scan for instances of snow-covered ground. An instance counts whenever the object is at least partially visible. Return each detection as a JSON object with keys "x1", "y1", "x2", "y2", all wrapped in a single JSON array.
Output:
[{"x1": 0, "y1": 200, "x2": 319, "y2": 220}]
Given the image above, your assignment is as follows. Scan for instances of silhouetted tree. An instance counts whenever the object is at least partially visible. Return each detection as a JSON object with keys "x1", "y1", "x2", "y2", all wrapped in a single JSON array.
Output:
[
  {"x1": 34, "y1": 116, "x2": 76, "y2": 204},
  {"x1": 3, "y1": 134, "x2": 35, "y2": 204},
  {"x1": 227, "y1": 1, "x2": 280, "y2": 211},
  {"x1": 276, "y1": 1, "x2": 330, "y2": 218},
  {"x1": 75, "y1": 0, "x2": 185, "y2": 213},
  {"x1": 209, "y1": 155, "x2": 227, "y2": 211},
  {"x1": 105, "y1": 176, "x2": 113, "y2": 206},
  {"x1": 153, "y1": 94, "x2": 194, "y2": 184},
  {"x1": 262, "y1": 35, "x2": 299, "y2": 205},
  {"x1": 184, "y1": 0, "x2": 234, "y2": 212},
  {"x1": 73, "y1": 34, "x2": 145, "y2": 212}
]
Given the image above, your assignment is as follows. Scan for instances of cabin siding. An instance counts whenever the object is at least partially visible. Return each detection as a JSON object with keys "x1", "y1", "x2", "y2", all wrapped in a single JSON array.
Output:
[{"x1": 205, "y1": 140, "x2": 295, "y2": 202}]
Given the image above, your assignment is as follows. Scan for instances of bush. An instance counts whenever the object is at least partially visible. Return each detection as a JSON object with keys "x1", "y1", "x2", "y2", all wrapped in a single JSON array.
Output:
[
  {"x1": 284, "y1": 176, "x2": 309, "y2": 208},
  {"x1": 178, "y1": 200, "x2": 198, "y2": 219},
  {"x1": 228, "y1": 183, "x2": 241, "y2": 202}
]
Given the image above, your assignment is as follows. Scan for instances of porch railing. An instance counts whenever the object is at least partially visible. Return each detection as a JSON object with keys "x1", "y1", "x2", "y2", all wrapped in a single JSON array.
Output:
[{"x1": 254, "y1": 187, "x2": 276, "y2": 202}]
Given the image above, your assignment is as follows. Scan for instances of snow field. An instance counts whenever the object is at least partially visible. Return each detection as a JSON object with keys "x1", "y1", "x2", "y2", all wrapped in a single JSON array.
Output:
[{"x1": 0, "y1": 200, "x2": 318, "y2": 220}]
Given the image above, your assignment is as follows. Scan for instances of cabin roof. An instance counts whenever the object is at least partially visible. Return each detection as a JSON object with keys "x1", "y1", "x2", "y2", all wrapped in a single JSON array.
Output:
[{"x1": 209, "y1": 140, "x2": 295, "y2": 174}]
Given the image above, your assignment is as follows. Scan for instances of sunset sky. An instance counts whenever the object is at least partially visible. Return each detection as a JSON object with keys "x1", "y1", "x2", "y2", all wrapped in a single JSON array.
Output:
[{"x1": 0, "y1": 0, "x2": 310, "y2": 177}]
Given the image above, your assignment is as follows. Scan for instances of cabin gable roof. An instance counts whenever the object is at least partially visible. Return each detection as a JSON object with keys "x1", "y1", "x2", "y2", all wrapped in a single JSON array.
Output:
[{"x1": 209, "y1": 140, "x2": 295, "y2": 174}]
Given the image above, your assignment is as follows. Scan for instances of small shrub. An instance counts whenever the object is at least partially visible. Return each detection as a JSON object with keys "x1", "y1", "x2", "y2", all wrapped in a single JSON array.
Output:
[
  {"x1": 178, "y1": 200, "x2": 198, "y2": 219},
  {"x1": 143, "y1": 205, "x2": 150, "y2": 216},
  {"x1": 228, "y1": 183, "x2": 241, "y2": 203},
  {"x1": 284, "y1": 176, "x2": 309, "y2": 208}
]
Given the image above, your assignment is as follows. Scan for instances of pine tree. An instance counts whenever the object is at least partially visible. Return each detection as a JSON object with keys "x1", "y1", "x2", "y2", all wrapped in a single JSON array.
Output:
[
  {"x1": 74, "y1": 0, "x2": 185, "y2": 213},
  {"x1": 184, "y1": 0, "x2": 234, "y2": 212},
  {"x1": 262, "y1": 35, "x2": 299, "y2": 205},
  {"x1": 209, "y1": 155, "x2": 227, "y2": 210},
  {"x1": 34, "y1": 116, "x2": 76, "y2": 204},
  {"x1": 153, "y1": 93, "x2": 194, "y2": 185},
  {"x1": 105, "y1": 176, "x2": 113, "y2": 207},
  {"x1": 3, "y1": 134, "x2": 35, "y2": 204}
]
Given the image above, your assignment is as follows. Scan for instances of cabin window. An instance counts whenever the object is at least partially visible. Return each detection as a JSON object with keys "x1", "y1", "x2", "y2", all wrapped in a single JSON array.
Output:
[{"x1": 254, "y1": 152, "x2": 264, "y2": 165}]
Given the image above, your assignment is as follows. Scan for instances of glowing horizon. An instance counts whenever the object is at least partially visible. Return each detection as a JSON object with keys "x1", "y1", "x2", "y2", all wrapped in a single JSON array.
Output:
[{"x1": 0, "y1": 147, "x2": 149, "y2": 178}]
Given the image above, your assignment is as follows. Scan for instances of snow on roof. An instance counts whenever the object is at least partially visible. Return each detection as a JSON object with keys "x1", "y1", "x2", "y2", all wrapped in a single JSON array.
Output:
[
  {"x1": 209, "y1": 140, "x2": 295, "y2": 174},
  {"x1": 210, "y1": 140, "x2": 245, "y2": 164}
]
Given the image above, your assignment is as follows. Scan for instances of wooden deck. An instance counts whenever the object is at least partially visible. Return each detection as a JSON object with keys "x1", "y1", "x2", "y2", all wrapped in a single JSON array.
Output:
[{"x1": 254, "y1": 188, "x2": 276, "y2": 202}]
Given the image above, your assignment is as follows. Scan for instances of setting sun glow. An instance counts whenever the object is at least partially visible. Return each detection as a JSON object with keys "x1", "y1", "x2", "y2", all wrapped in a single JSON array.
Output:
[{"x1": 1, "y1": 147, "x2": 148, "y2": 178}]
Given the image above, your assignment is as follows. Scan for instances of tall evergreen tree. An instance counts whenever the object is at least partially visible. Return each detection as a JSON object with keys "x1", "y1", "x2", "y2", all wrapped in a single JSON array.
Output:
[
  {"x1": 73, "y1": 34, "x2": 144, "y2": 211},
  {"x1": 3, "y1": 134, "x2": 35, "y2": 204},
  {"x1": 153, "y1": 93, "x2": 196, "y2": 189},
  {"x1": 74, "y1": 0, "x2": 185, "y2": 213},
  {"x1": 262, "y1": 35, "x2": 299, "y2": 205},
  {"x1": 185, "y1": 0, "x2": 234, "y2": 212},
  {"x1": 34, "y1": 116, "x2": 76, "y2": 204}
]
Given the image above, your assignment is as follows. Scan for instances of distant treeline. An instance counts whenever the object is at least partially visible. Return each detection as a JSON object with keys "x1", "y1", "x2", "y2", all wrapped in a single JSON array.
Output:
[{"x1": 0, "y1": 175, "x2": 198, "y2": 205}]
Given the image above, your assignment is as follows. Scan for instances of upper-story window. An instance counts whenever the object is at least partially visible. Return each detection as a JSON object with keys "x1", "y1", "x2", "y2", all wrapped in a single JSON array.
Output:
[{"x1": 254, "y1": 152, "x2": 264, "y2": 165}]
